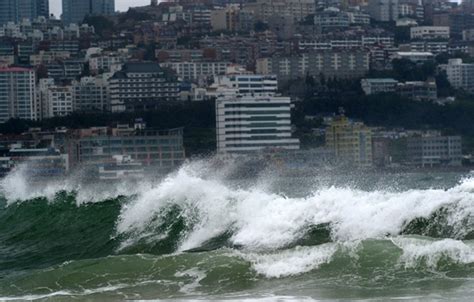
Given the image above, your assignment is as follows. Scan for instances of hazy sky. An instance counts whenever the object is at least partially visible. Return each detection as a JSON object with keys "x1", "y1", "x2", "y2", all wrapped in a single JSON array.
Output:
[{"x1": 49, "y1": 0, "x2": 152, "y2": 18}]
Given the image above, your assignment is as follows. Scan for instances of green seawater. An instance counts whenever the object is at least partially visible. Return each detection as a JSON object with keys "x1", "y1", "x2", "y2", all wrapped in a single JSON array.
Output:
[{"x1": 0, "y1": 166, "x2": 473, "y2": 301}]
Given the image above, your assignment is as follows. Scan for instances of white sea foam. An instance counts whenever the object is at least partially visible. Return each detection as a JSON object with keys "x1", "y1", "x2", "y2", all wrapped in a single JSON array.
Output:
[
  {"x1": 0, "y1": 163, "x2": 151, "y2": 205},
  {"x1": 392, "y1": 237, "x2": 474, "y2": 268},
  {"x1": 2, "y1": 160, "x2": 474, "y2": 279},
  {"x1": 115, "y1": 163, "x2": 473, "y2": 253},
  {"x1": 240, "y1": 244, "x2": 338, "y2": 278},
  {"x1": 174, "y1": 268, "x2": 207, "y2": 294}
]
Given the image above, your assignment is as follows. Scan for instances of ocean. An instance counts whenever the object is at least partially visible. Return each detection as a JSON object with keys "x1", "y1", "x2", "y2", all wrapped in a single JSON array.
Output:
[{"x1": 0, "y1": 160, "x2": 473, "y2": 301}]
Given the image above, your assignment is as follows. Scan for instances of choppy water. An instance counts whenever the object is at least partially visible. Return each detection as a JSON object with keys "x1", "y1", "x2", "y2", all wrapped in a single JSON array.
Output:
[{"x1": 0, "y1": 161, "x2": 473, "y2": 301}]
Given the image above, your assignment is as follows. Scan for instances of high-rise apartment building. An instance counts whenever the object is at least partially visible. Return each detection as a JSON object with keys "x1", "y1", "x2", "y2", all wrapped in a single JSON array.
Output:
[
  {"x1": 325, "y1": 115, "x2": 373, "y2": 167},
  {"x1": 0, "y1": 0, "x2": 49, "y2": 25},
  {"x1": 62, "y1": 0, "x2": 115, "y2": 25},
  {"x1": 0, "y1": 67, "x2": 37, "y2": 123}
]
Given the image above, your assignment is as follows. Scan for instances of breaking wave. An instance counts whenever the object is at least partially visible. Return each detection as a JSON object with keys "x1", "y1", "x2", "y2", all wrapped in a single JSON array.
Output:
[{"x1": 0, "y1": 160, "x2": 473, "y2": 300}]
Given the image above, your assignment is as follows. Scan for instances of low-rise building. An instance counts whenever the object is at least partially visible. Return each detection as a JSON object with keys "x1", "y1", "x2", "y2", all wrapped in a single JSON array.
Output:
[
  {"x1": 396, "y1": 80, "x2": 437, "y2": 101},
  {"x1": 160, "y1": 61, "x2": 232, "y2": 82},
  {"x1": 407, "y1": 41, "x2": 448, "y2": 55},
  {"x1": 410, "y1": 26, "x2": 450, "y2": 40},
  {"x1": 392, "y1": 51, "x2": 435, "y2": 62},
  {"x1": 361, "y1": 78, "x2": 398, "y2": 95},
  {"x1": 0, "y1": 146, "x2": 69, "y2": 180},
  {"x1": 68, "y1": 125, "x2": 186, "y2": 174},
  {"x1": 407, "y1": 134, "x2": 462, "y2": 167}
]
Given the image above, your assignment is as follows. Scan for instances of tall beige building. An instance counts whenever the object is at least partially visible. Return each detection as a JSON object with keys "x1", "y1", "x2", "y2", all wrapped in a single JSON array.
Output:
[{"x1": 326, "y1": 115, "x2": 373, "y2": 167}]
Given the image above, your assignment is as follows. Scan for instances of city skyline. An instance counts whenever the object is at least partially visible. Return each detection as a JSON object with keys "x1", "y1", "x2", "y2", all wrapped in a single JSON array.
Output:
[{"x1": 49, "y1": 0, "x2": 152, "y2": 18}]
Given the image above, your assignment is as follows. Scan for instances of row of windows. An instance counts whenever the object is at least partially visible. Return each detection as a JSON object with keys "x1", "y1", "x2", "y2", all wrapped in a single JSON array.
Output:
[
  {"x1": 225, "y1": 142, "x2": 299, "y2": 148},
  {"x1": 224, "y1": 123, "x2": 289, "y2": 128},
  {"x1": 225, "y1": 116, "x2": 287, "y2": 122},
  {"x1": 223, "y1": 110, "x2": 290, "y2": 115},
  {"x1": 225, "y1": 129, "x2": 281, "y2": 135},
  {"x1": 80, "y1": 139, "x2": 182, "y2": 146}
]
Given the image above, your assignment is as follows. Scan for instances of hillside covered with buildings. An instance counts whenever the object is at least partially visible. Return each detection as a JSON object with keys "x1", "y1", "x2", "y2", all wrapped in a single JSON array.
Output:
[{"x1": 1, "y1": 0, "x2": 474, "y2": 180}]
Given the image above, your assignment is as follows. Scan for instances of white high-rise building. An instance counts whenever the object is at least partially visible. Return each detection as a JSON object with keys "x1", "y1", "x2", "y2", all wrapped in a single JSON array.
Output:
[
  {"x1": 215, "y1": 66, "x2": 300, "y2": 154},
  {"x1": 0, "y1": 67, "x2": 37, "y2": 123},
  {"x1": 445, "y1": 58, "x2": 474, "y2": 93},
  {"x1": 216, "y1": 95, "x2": 300, "y2": 153}
]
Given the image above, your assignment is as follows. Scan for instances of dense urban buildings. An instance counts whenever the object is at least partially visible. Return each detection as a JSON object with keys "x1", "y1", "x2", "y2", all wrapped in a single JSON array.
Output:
[{"x1": 0, "y1": 0, "x2": 472, "y2": 173}]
